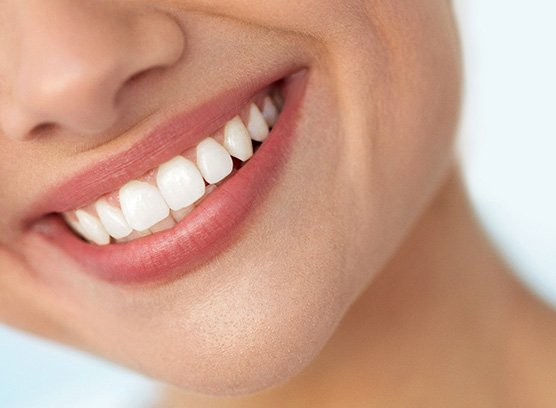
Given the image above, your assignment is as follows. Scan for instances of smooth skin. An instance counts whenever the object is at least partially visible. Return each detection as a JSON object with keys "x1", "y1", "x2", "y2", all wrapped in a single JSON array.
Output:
[{"x1": 1, "y1": 1, "x2": 555, "y2": 407}]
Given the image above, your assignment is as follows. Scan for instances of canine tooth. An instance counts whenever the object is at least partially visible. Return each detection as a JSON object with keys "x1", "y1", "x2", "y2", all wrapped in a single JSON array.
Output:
[
  {"x1": 247, "y1": 103, "x2": 269, "y2": 142},
  {"x1": 119, "y1": 181, "x2": 170, "y2": 232},
  {"x1": 95, "y1": 199, "x2": 133, "y2": 239},
  {"x1": 262, "y1": 96, "x2": 279, "y2": 127},
  {"x1": 150, "y1": 216, "x2": 176, "y2": 233},
  {"x1": 157, "y1": 156, "x2": 206, "y2": 211},
  {"x1": 64, "y1": 214, "x2": 86, "y2": 237},
  {"x1": 223, "y1": 116, "x2": 253, "y2": 161},
  {"x1": 196, "y1": 137, "x2": 233, "y2": 184},
  {"x1": 74, "y1": 210, "x2": 110, "y2": 245}
]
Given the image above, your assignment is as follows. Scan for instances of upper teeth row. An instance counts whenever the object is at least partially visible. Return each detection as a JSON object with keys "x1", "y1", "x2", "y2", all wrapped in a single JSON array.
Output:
[{"x1": 64, "y1": 92, "x2": 282, "y2": 246}]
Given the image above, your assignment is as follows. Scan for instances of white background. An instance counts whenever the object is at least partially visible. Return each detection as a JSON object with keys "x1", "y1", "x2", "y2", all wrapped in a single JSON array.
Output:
[
  {"x1": 457, "y1": 0, "x2": 556, "y2": 304},
  {"x1": 1, "y1": 1, "x2": 555, "y2": 407}
]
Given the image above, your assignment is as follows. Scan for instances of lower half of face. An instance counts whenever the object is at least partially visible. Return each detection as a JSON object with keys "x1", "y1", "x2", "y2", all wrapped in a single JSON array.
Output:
[{"x1": 0, "y1": 0, "x2": 461, "y2": 395}]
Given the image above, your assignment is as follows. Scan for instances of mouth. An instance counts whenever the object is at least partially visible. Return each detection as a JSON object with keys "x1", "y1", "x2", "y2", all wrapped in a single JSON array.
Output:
[
  {"x1": 31, "y1": 69, "x2": 308, "y2": 285},
  {"x1": 64, "y1": 85, "x2": 283, "y2": 246}
]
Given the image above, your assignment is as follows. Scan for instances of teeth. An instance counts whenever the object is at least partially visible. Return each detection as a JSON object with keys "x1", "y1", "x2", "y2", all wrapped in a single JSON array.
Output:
[
  {"x1": 246, "y1": 103, "x2": 269, "y2": 142},
  {"x1": 119, "y1": 181, "x2": 170, "y2": 232},
  {"x1": 116, "y1": 229, "x2": 151, "y2": 243},
  {"x1": 156, "y1": 156, "x2": 206, "y2": 211},
  {"x1": 196, "y1": 137, "x2": 233, "y2": 184},
  {"x1": 223, "y1": 116, "x2": 253, "y2": 162},
  {"x1": 64, "y1": 88, "x2": 283, "y2": 245},
  {"x1": 134, "y1": 230, "x2": 152, "y2": 238},
  {"x1": 95, "y1": 199, "x2": 133, "y2": 239},
  {"x1": 74, "y1": 210, "x2": 111, "y2": 246},
  {"x1": 64, "y1": 214, "x2": 86, "y2": 238},
  {"x1": 262, "y1": 97, "x2": 279, "y2": 127}
]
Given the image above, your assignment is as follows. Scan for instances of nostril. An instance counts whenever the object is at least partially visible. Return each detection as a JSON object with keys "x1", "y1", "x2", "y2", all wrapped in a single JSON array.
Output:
[
  {"x1": 29, "y1": 122, "x2": 57, "y2": 138},
  {"x1": 3, "y1": 7, "x2": 185, "y2": 141},
  {"x1": 115, "y1": 66, "x2": 165, "y2": 106},
  {"x1": 122, "y1": 66, "x2": 166, "y2": 89},
  {"x1": 126, "y1": 69, "x2": 151, "y2": 85}
]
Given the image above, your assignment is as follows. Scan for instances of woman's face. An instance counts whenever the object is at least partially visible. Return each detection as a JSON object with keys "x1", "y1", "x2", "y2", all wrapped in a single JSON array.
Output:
[{"x1": 0, "y1": 0, "x2": 460, "y2": 395}]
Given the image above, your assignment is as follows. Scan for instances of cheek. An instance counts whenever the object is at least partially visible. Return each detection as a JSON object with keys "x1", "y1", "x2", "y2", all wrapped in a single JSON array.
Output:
[
  {"x1": 332, "y1": 1, "x2": 461, "y2": 262},
  {"x1": 267, "y1": 3, "x2": 461, "y2": 320},
  {"x1": 378, "y1": 4, "x2": 461, "y2": 228},
  {"x1": 190, "y1": 0, "x2": 375, "y2": 45}
]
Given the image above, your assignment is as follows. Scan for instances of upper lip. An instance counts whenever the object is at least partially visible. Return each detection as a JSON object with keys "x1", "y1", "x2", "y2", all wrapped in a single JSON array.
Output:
[{"x1": 25, "y1": 65, "x2": 301, "y2": 225}]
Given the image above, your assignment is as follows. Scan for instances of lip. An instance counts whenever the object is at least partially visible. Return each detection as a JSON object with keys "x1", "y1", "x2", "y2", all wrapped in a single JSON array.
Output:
[
  {"x1": 26, "y1": 66, "x2": 304, "y2": 219},
  {"x1": 31, "y1": 70, "x2": 308, "y2": 285}
]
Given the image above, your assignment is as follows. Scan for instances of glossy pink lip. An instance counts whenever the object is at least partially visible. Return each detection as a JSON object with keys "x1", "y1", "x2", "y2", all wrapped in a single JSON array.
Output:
[
  {"x1": 33, "y1": 70, "x2": 308, "y2": 285},
  {"x1": 27, "y1": 65, "x2": 302, "y2": 219}
]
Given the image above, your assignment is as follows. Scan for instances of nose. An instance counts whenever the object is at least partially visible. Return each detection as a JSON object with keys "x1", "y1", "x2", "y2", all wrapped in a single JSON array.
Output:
[{"x1": 0, "y1": 0, "x2": 185, "y2": 141}]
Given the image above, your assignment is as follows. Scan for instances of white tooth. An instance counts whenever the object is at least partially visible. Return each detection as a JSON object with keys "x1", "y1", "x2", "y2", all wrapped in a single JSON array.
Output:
[
  {"x1": 95, "y1": 199, "x2": 133, "y2": 239},
  {"x1": 116, "y1": 230, "x2": 151, "y2": 244},
  {"x1": 247, "y1": 103, "x2": 269, "y2": 142},
  {"x1": 196, "y1": 137, "x2": 233, "y2": 184},
  {"x1": 74, "y1": 210, "x2": 110, "y2": 245},
  {"x1": 223, "y1": 116, "x2": 253, "y2": 162},
  {"x1": 64, "y1": 214, "x2": 87, "y2": 238},
  {"x1": 157, "y1": 156, "x2": 206, "y2": 211},
  {"x1": 119, "y1": 181, "x2": 170, "y2": 232},
  {"x1": 262, "y1": 96, "x2": 279, "y2": 127}
]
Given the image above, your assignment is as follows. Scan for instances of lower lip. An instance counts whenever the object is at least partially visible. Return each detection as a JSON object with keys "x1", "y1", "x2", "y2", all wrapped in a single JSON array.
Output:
[{"x1": 36, "y1": 72, "x2": 308, "y2": 285}]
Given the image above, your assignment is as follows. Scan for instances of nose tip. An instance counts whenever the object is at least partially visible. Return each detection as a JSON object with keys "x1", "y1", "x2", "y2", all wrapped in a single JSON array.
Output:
[{"x1": 0, "y1": 4, "x2": 185, "y2": 141}]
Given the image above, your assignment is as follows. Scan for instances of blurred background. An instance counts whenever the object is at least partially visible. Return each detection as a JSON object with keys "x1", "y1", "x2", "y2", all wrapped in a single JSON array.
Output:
[{"x1": 1, "y1": 1, "x2": 555, "y2": 406}]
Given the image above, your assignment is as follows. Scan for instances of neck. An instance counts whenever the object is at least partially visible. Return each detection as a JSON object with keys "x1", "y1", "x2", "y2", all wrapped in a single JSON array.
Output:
[{"x1": 157, "y1": 168, "x2": 556, "y2": 407}]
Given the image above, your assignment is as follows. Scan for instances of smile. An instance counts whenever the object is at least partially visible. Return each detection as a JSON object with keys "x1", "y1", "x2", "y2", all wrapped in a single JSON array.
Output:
[
  {"x1": 64, "y1": 87, "x2": 283, "y2": 246},
  {"x1": 32, "y1": 69, "x2": 308, "y2": 284}
]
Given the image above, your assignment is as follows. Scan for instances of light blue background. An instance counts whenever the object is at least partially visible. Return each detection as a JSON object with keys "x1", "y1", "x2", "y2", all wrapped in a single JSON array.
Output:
[{"x1": 2, "y1": 1, "x2": 555, "y2": 406}]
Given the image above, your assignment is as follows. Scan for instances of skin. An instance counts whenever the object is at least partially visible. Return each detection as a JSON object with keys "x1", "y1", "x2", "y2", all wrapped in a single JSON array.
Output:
[{"x1": 1, "y1": 1, "x2": 555, "y2": 407}]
